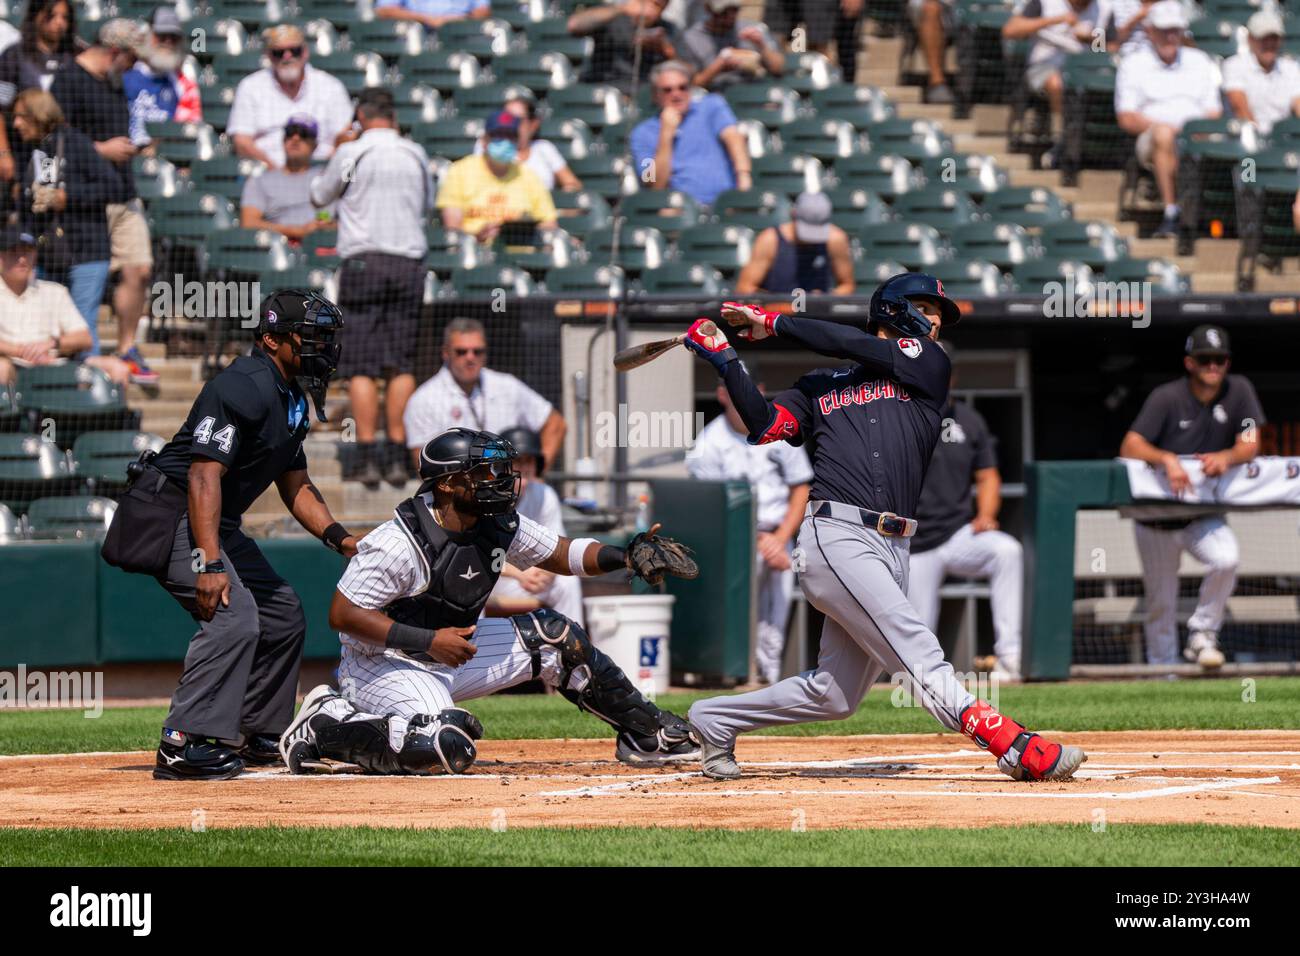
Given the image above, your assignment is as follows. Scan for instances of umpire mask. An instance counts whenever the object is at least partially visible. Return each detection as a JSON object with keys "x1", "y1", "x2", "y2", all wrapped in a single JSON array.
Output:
[{"x1": 259, "y1": 290, "x2": 345, "y2": 422}]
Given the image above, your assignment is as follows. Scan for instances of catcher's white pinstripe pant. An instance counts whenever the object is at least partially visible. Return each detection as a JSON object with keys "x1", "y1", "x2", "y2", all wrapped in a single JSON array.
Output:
[{"x1": 1133, "y1": 516, "x2": 1240, "y2": 665}]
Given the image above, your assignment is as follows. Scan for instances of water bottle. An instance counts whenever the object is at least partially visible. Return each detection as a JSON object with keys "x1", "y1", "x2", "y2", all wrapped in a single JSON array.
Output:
[{"x1": 634, "y1": 492, "x2": 652, "y2": 534}]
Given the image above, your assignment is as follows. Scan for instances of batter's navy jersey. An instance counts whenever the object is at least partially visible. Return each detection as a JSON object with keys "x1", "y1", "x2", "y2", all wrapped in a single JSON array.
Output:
[
  {"x1": 766, "y1": 315, "x2": 951, "y2": 518},
  {"x1": 153, "y1": 348, "x2": 311, "y2": 534}
]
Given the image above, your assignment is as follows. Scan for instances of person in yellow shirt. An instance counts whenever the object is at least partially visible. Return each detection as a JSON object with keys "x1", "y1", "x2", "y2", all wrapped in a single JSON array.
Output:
[{"x1": 437, "y1": 110, "x2": 559, "y2": 242}]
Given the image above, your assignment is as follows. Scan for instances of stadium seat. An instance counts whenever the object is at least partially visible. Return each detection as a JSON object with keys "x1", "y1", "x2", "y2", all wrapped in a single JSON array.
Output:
[
  {"x1": 638, "y1": 263, "x2": 727, "y2": 296},
  {"x1": 535, "y1": 117, "x2": 597, "y2": 161},
  {"x1": 831, "y1": 154, "x2": 923, "y2": 201},
  {"x1": 426, "y1": 224, "x2": 487, "y2": 273},
  {"x1": 495, "y1": 230, "x2": 584, "y2": 274},
  {"x1": 1167, "y1": 117, "x2": 1261, "y2": 253},
  {"x1": 198, "y1": 85, "x2": 236, "y2": 132},
  {"x1": 930, "y1": 259, "x2": 1013, "y2": 297},
  {"x1": 1188, "y1": 18, "x2": 1243, "y2": 59},
  {"x1": 918, "y1": 154, "x2": 1009, "y2": 200},
  {"x1": 723, "y1": 83, "x2": 803, "y2": 131},
  {"x1": 852, "y1": 257, "x2": 908, "y2": 286},
  {"x1": 586, "y1": 225, "x2": 669, "y2": 274},
  {"x1": 751, "y1": 153, "x2": 826, "y2": 196},
  {"x1": 409, "y1": 119, "x2": 484, "y2": 160},
  {"x1": 0, "y1": 380, "x2": 21, "y2": 433},
  {"x1": 891, "y1": 189, "x2": 985, "y2": 229},
  {"x1": 145, "y1": 121, "x2": 223, "y2": 166},
  {"x1": 299, "y1": 229, "x2": 343, "y2": 271},
  {"x1": 261, "y1": 263, "x2": 336, "y2": 297},
  {"x1": 0, "y1": 502, "x2": 18, "y2": 543},
  {"x1": 200, "y1": 228, "x2": 297, "y2": 279},
  {"x1": 347, "y1": 18, "x2": 426, "y2": 59},
  {"x1": 454, "y1": 81, "x2": 536, "y2": 117},
  {"x1": 1039, "y1": 220, "x2": 1130, "y2": 268},
  {"x1": 189, "y1": 155, "x2": 269, "y2": 203},
  {"x1": 810, "y1": 85, "x2": 895, "y2": 127},
  {"x1": 207, "y1": 50, "x2": 269, "y2": 87},
  {"x1": 553, "y1": 189, "x2": 614, "y2": 232},
  {"x1": 210, "y1": 0, "x2": 283, "y2": 30},
  {"x1": 711, "y1": 188, "x2": 793, "y2": 231},
  {"x1": 565, "y1": 154, "x2": 639, "y2": 202},
  {"x1": 547, "y1": 84, "x2": 628, "y2": 132},
  {"x1": 950, "y1": 0, "x2": 1018, "y2": 118},
  {"x1": 783, "y1": 52, "x2": 843, "y2": 96},
  {"x1": 824, "y1": 185, "x2": 895, "y2": 231},
  {"x1": 733, "y1": 120, "x2": 780, "y2": 159},
  {"x1": 393, "y1": 83, "x2": 447, "y2": 126},
  {"x1": 779, "y1": 117, "x2": 862, "y2": 163},
  {"x1": 310, "y1": 51, "x2": 386, "y2": 94},
  {"x1": 857, "y1": 223, "x2": 949, "y2": 269},
  {"x1": 447, "y1": 265, "x2": 537, "y2": 297},
  {"x1": 1099, "y1": 257, "x2": 1191, "y2": 294},
  {"x1": 301, "y1": 18, "x2": 343, "y2": 56},
  {"x1": 13, "y1": 366, "x2": 137, "y2": 452},
  {"x1": 1234, "y1": 145, "x2": 1300, "y2": 288},
  {"x1": 489, "y1": 0, "x2": 549, "y2": 29},
  {"x1": 132, "y1": 155, "x2": 186, "y2": 201},
  {"x1": 675, "y1": 224, "x2": 756, "y2": 277},
  {"x1": 543, "y1": 264, "x2": 626, "y2": 298},
  {"x1": 864, "y1": 119, "x2": 954, "y2": 162},
  {"x1": 598, "y1": 116, "x2": 641, "y2": 154},
  {"x1": 148, "y1": 193, "x2": 239, "y2": 245},
  {"x1": 433, "y1": 18, "x2": 513, "y2": 61},
  {"x1": 24, "y1": 496, "x2": 117, "y2": 540},
  {"x1": 981, "y1": 186, "x2": 1073, "y2": 229},
  {"x1": 0, "y1": 434, "x2": 79, "y2": 512},
  {"x1": 1012, "y1": 257, "x2": 1095, "y2": 292},
  {"x1": 618, "y1": 190, "x2": 704, "y2": 239},
  {"x1": 1267, "y1": 115, "x2": 1300, "y2": 147},
  {"x1": 950, "y1": 221, "x2": 1039, "y2": 271},
  {"x1": 183, "y1": 18, "x2": 250, "y2": 63},
  {"x1": 1059, "y1": 51, "x2": 1126, "y2": 185},
  {"x1": 520, "y1": 19, "x2": 594, "y2": 65},
  {"x1": 494, "y1": 51, "x2": 579, "y2": 93},
  {"x1": 396, "y1": 51, "x2": 483, "y2": 92}
]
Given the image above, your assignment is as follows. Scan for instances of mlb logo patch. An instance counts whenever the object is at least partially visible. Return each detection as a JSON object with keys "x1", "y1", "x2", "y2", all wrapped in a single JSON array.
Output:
[{"x1": 639, "y1": 637, "x2": 661, "y2": 668}]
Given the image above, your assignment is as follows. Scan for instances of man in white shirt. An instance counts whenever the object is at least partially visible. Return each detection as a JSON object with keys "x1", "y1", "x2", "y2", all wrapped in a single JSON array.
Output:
[
  {"x1": 1222, "y1": 11, "x2": 1300, "y2": 136},
  {"x1": 0, "y1": 227, "x2": 129, "y2": 387},
  {"x1": 1114, "y1": 0, "x2": 1221, "y2": 238},
  {"x1": 226, "y1": 25, "x2": 354, "y2": 169},
  {"x1": 687, "y1": 359, "x2": 813, "y2": 683},
  {"x1": 311, "y1": 88, "x2": 435, "y2": 489},
  {"x1": 403, "y1": 318, "x2": 567, "y2": 470}
]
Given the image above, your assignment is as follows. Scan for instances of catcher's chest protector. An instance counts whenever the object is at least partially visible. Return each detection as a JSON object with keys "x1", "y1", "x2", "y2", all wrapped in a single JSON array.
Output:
[{"x1": 385, "y1": 496, "x2": 519, "y2": 639}]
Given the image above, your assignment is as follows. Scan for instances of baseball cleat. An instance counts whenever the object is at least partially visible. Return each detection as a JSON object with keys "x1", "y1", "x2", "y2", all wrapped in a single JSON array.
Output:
[
  {"x1": 690, "y1": 724, "x2": 742, "y2": 780},
  {"x1": 234, "y1": 734, "x2": 283, "y2": 766},
  {"x1": 153, "y1": 729, "x2": 245, "y2": 781},
  {"x1": 279, "y1": 684, "x2": 344, "y2": 774},
  {"x1": 1185, "y1": 631, "x2": 1225, "y2": 671},
  {"x1": 999, "y1": 733, "x2": 1087, "y2": 782},
  {"x1": 615, "y1": 730, "x2": 701, "y2": 766}
]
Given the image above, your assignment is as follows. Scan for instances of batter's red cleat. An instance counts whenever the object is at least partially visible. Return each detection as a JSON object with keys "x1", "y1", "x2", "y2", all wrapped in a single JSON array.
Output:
[{"x1": 960, "y1": 701, "x2": 1087, "y2": 782}]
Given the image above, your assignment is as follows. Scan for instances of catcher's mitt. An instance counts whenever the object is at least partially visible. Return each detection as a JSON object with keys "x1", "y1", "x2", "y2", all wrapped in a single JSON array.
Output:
[{"x1": 626, "y1": 523, "x2": 700, "y2": 586}]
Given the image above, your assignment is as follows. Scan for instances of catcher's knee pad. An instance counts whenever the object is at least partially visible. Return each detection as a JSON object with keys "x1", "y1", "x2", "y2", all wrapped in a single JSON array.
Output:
[
  {"x1": 314, "y1": 708, "x2": 482, "y2": 775},
  {"x1": 511, "y1": 608, "x2": 692, "y2": 744}
]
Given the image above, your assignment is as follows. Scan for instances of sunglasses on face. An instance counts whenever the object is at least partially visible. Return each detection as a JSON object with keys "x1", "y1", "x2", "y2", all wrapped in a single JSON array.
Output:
[
  {"x1": 1194, "y1": 355, "x2": 1228, "y2": 367},
  {"x1": 270, "y1": 46, "x2": 305, "y2": 60},
  {"x1": 284, "y1": 125, "x2": 316, "y2": 140},
  {"x1": 453, "y1": 347, "x2": 487, "y2": 357},
  {"x1": 657, "y1": 84, "x2": 688, "y2": 94}
]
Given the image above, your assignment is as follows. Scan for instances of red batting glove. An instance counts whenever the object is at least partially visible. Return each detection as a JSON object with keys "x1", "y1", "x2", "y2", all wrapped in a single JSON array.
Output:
[
  {"x1": 683, "y1": 318, "x2": 737, "y2": 372},
  {"x1": 721, "y1": 301, "x2": 780, "y2": 341}
]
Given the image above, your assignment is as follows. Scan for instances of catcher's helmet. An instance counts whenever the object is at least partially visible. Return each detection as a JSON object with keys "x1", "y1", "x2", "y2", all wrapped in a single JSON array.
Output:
[
  {"x1": 499, "y1": 427, "x2": 544, "y2": 472},
  {"x1": 867, "y1": 273, "x2": 962, "y2": 338},
  {"x1": 257, "y1": 289, "x2": 344, "y2": 422},
  {"x1": 417, "y1": 427, "x2": 521, "y2": 515}
]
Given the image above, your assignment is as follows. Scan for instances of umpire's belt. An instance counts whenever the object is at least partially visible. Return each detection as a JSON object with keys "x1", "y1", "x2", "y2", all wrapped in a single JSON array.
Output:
[{"x1": 807, "y1": 500, "x2": 918, "y2": 538}]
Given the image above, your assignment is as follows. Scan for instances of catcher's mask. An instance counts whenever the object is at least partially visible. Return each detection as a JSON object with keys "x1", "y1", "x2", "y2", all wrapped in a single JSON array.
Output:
[
  {"x1": 418, "y1": 428, "x2": 521, "y2": 516},
  {"x1": 257, "y1": 289, "x2": 344, "y2": 422},
  {"x1": 867, "y1": 272, "x2": 961, "y2": 339}
]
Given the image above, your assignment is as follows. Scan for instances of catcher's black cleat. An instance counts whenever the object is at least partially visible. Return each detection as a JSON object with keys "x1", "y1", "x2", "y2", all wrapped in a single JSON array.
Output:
[
  {"x1": 615, "y1": 726, "x2": 702, "y2": 766},
  {"x1": 153, "y1": 731, "x2": 245, "y2": 781},
  {"x1": 234, "y1": 734, "x2": 282, "y2": 766}
]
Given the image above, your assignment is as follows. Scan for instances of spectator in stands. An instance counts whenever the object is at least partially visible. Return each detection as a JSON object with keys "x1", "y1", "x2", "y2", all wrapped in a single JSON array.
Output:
[
  {"x1": 687, "y1": 356, "x2": 813, "y2": 684},
  {"x1": 1003, "y1": 0, "x2": 1117, "y2": 166},
  {"x1": 0, "y1": 226, "x2": 129, "y2": 388},
  {"x1": 13, "y1": 88, "x2": 120, "y2": 350},
  {"x1": 906, "y1": 346, "x2": 1024, "y2": 683},
  {"x1": 1114, "y1": 1, "x2": 1220, "y2": 239},
  {"x1": 438, "y1": 109, "x2": 558, "y2": 243},
  {"x1": 909, "y1": 0, "x2": 955, "y2": 104},
  {"x1": 487, "y1": 427, "x2": 585, "y2": 624},
  {"x1": 1223, "y1": 11, "x2": 1300, "y2": 138},
  {"x1": 630, "y1": 60, "x2": 751, "y2": 207},
  {"x1": 375, "y1": 0, "x2": 490, "y2": 31},
  {"x1": 123, "y1": 4, "x2": 202, "y2": 149},
  {"x1": 569, "y1": 0, "x2": 682, "y2": 94},
  {"x1": 682, "y1": 0, "x2": 785, "y2": 92},
  {"x1": 735, "y1": 191, "x2": 854, "y2": 295},
  {"x1": 1119, "y1": 325, "x2": 1264, "y2": 671},
  {"x1": 240, "y1": 115, "x2": 334, "y2": 241},
  {"x1": 0, "y1": 0, "x2": 79, "y2": 215},
  {"x1": 767, "y1": 0, "x2": 863, "y2": 86},
  {"x1": 403, "y1": 318, "x2": 567, "y2": 469},
  {"x1": 1111, "y1": 0, "x2": 1157, "y2": 57},
  {"x1": 470, "y1": 93, "x2": 583, "y2": 192},
  {"x1": 226, "y1": 25, "x2": 354, "y2": 169},
  {"x1": 50, "y1": 19, "x2": 159, "y2": 386},
  {"x1": 311, "y1": 88, "x2": 433, "y2": 489}
]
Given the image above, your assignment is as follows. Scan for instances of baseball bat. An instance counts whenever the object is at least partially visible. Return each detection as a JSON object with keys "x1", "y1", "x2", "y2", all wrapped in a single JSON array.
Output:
[{"x1": 612, "y1": 321, "x2": 717, "y2": 372}]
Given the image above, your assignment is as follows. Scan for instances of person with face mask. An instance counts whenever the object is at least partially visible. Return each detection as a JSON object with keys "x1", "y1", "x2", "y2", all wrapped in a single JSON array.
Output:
[
  {"x1": 436, "y1": 109, "x2": 558, "y2": 244},
  {"x1": 123, "y1": 5, "x2": 203, "y2": 147},
  {"x1": 226, "y1": 24, "x2": 354, "y2": 169}
]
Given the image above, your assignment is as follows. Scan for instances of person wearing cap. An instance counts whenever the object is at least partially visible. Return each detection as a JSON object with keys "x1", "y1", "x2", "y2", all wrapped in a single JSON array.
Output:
[
  {"x1": 906, "y1": 344, "x2": 1024, "y2": 682},
  {"x1": 0, "y1": 225, "x2": 130, "y2": 388},
  {"x1": 226, "y1": 24, "x2": 354, "y2": 169},
  {"x1": 122, "y1": 4, "x2": 203, "y2": 148},
  {"x1": 569, "y1": 0, "x2": 682, "y2": 95},
  {"x1": 50, "y1": 17, "x2": 161, "y2": 386},
  {"x1": 629, "y1": 60, "x2": 752, "y2": 207},
  {"x1": 681, "y1": 0, "x2": 785, "y2": 93},
  {"x1": 1114, "y1": 0, "x2": 1221, "y2": 239},
  {"x1": 104, "y1": 288, "x2": 355, "y2": 781},
  {"x1": 687, "y1": 356, "x2": 813, "y2": 684},
  {"x1": 1222, "y1": 11, "x2": 1300, "y2": 137},
  {"x1": 240, "y1": 114, "x2": 335, "y2": 240},
  {"x1": 468, "y1": 93, "x2": 582, "y2": 192},
  {"x1": 735, "y1": 191, "x2": 854, "y2": 296},
  {"x1": 311, "y1": 88, "x2": 434, "y2": 489},
  {"x1": 1003, "y1": 0, "x2": 1118, "y2": 164},
  {"x1": 437, "y1": 108, "x2": 558, "y2": 243},
  {"x1": 375, "y1": 0, "x2": 490, "y2": 31},
  {"x1": 1119, "y1": 326, "x2": 1266, "y2": 671}
]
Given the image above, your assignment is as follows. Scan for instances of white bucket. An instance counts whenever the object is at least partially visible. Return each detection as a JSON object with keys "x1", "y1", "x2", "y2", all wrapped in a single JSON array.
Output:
[{"x1": 583, "y1": 594, "x2": 675, "y2": 697}]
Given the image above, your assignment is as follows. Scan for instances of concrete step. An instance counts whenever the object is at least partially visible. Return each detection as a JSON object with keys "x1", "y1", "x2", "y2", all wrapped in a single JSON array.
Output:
[
  {"x1": 1075, "y1": 170, "x2": 1126, "y2": 204},
  {"x1": 1190, "y1": 272, "x2": 1237, "y2": 292},
  {"x1": 1250, "y1": 271, "x2": 1300, "y2": 292},
  {"x1": 1193, "y1": 238, "x2": 1242, "y2": 272},
  {"x1": 972, "y1": 104, "x2": 1012, "y2": 137}
]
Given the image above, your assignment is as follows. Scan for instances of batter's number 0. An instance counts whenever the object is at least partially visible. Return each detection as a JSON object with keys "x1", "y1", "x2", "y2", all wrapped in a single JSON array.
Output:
[{"x1": 194, "y1": 416, "x2": 235, "y2": 454}]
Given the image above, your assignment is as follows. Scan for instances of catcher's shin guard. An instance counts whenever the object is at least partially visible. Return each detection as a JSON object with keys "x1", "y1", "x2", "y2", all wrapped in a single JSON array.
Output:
[
  {"x1": 512, "y1": 609, "x2": 698, "y2": 754},
  {"x1": 960, "y1": 700, "x2": 1087, "y2": 781},
  {"x1": 313, "y1": 708, "x2": 484, "y2": 775}
]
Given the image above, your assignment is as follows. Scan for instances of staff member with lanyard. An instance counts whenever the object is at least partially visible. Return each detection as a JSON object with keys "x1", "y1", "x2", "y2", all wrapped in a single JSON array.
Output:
[{"x1": 102, "y1": 290, "x2": 359, "y2": 781}]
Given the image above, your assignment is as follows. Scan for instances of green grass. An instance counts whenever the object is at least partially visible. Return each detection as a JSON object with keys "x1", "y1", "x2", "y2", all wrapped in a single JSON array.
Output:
[
  {"x1": 4, "y1": 677, "x2": 1299, "y2": 756},
  {"x1": 1, "y1": 824, "x2": 1294, "y2": 866}
]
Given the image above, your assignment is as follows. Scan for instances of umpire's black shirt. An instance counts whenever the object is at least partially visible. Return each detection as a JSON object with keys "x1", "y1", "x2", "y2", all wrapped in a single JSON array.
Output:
[
  {"x1": 912, "y1": 400, "x2": 998, "y2": 554},
  {"x1": 1128, "y1": 374, "x2": 1266, "y2": 454},
  {"x1": 153, "y1": 348, "x2": 311, "y2": 534}
]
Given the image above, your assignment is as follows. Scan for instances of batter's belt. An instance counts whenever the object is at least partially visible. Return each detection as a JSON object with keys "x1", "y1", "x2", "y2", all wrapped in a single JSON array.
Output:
[{"x1": 807, "y1": 500, "x2": 918, "y2": 538}]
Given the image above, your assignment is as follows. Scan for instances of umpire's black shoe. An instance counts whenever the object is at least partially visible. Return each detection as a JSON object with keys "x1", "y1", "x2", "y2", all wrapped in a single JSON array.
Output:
[
  {"x1": 234, "y1": 734, "x2": 282, "y2": 766},
  {"x1": 153, "y1": 730, "x2": 245, "y2": 781}
]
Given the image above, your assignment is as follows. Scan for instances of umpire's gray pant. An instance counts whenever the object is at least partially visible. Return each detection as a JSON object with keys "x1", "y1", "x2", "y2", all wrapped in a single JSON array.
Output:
[{"x1": 159, "y1": 514, "x2": 307, "y2": 741}]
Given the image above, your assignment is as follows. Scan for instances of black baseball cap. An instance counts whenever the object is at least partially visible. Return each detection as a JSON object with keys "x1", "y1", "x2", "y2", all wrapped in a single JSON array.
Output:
[
  {"x1": 0, "y1": 225, "x2": 36, "y2": 250},
  {"x1": 1186, "y1": 324, "x2": 1230, "y2": 356}
]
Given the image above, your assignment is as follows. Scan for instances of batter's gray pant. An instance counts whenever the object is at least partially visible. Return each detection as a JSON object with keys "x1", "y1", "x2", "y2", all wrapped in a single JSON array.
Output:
[
  {"x1": 159, "y1": 514, "x2": 307, "y2": 741},
  {"x1": 689, "y1": 513, "x2": 977, "y2": 745}
]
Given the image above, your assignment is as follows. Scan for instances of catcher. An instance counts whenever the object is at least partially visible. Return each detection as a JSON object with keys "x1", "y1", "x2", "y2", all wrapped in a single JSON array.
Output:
[{"x1": 279, "y1": 427, "x2": 701, "y2": 775}]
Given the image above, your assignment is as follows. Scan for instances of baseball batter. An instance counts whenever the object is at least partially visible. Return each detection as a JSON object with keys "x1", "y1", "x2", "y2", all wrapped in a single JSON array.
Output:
[
  {"x1": 278, "y1": 428, "x2": 701, "y2": 774},
  {"x1": 681, "y1": 274, "x2": 1086, "y2": 782}
]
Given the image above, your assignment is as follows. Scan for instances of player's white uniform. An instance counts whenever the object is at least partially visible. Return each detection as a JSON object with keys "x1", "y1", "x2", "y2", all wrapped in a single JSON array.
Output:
[
  {"x1": 334, "y1": 497, "x2": 583, "y2": 718},
  {"x1": 488, "y1": 479, "x2": 585, "y2": 624},
  {"x1": 687, "y1": 414, "x2": 814, "y2": 683}
]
